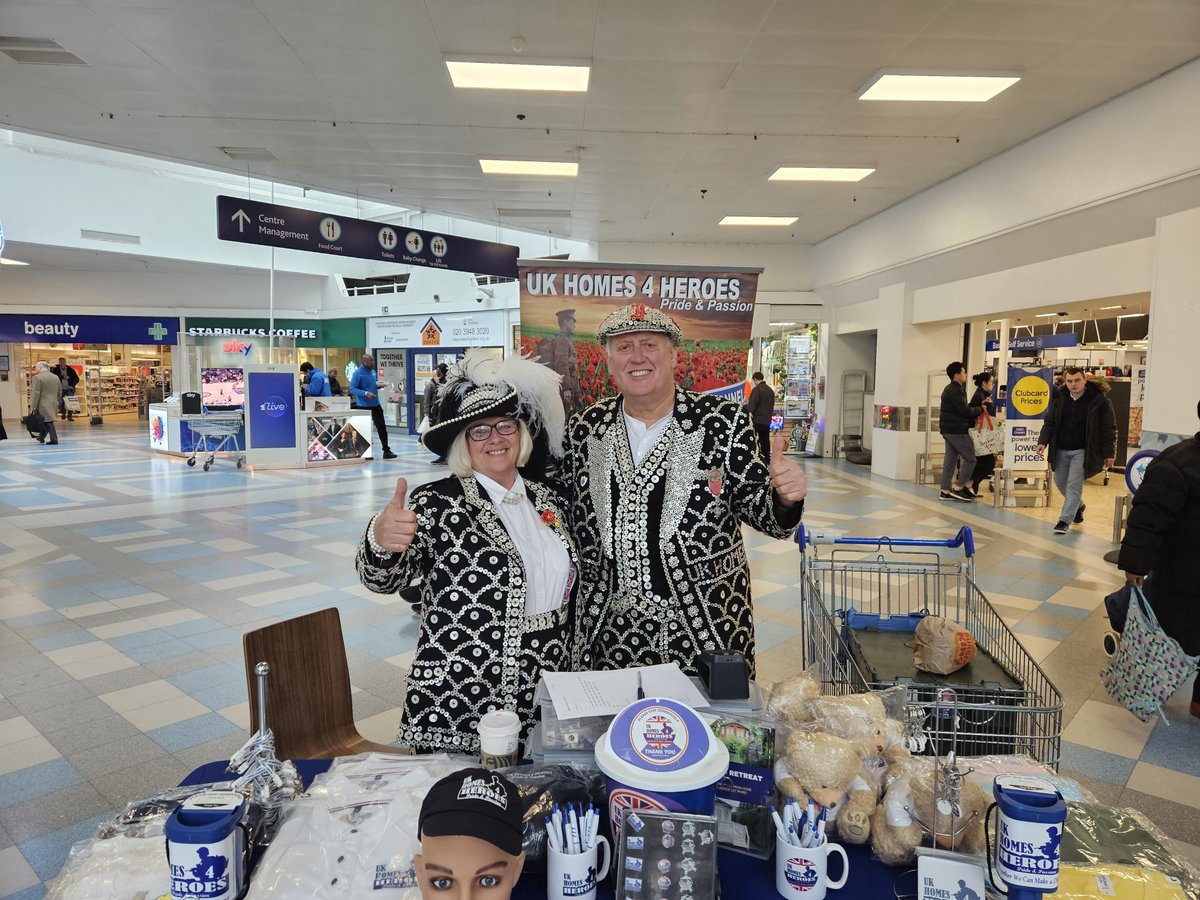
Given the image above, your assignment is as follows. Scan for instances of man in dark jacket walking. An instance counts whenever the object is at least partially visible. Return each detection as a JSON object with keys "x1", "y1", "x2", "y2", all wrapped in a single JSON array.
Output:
[
  {"x1": 745, "y1": 372, "x2": 775, "y2": 463},
  {"x1": 1037, "y1": 368, "x2": 1116, "y2": 534},
  {"x1": 938, "y1": 362, "x2": 982, "y2": 502},
  {"x1": 1118, "y1": 401, "x2": 1200, "y2": 718},
  {"x1": 423, "y1": 363, "x2": 449, "y2": 466}
]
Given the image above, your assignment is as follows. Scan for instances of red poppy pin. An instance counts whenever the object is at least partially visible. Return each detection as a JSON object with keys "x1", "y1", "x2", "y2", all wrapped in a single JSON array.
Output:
[
  {"x1": 541, "y1": 509, "x2": 558, "y2": 527},
  {"x1": 706, "y1": 468, "x2": 724, "y2": 497}
]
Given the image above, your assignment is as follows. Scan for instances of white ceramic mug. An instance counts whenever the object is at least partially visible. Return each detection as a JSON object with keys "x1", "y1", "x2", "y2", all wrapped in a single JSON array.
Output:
[
  {"x1": 775, "y1": 833, "x2": 848, "y2": 899},
  {"x1": 549, "y1": 840, "x2": 614, "y2": 900},
  {"x1": 477, "y1": 709, "x2": 521, "y2": 769},
  {"x1": 546, "y1": 836, "x2": 611, "y2": 900}
]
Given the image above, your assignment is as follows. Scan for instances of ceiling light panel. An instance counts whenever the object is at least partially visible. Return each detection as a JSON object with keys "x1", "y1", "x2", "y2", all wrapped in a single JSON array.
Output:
[
  {"x1": 446, "y1": 61, "x2": 590, "y2": 92},
  {"x1": 0, "y1": 257, "x2": 30, "y2": 266},
  {"x1": 858, "y1": 71, "x2": 1020, "y2": 102},
  {"x1": 480, "y1": 160, "x2": 579, "y2": 177},
  {"x1": 769, "y1": 166, "x2": 875, "y2": 182},
  {"x1": 719, "y1": 216, "x2": 798, "y2": 226}
]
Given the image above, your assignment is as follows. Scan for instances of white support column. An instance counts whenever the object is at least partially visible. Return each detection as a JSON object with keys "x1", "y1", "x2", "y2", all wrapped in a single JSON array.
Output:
[{"x1": 1144, "y1": 206, "x2": 1200, "y2": 443}]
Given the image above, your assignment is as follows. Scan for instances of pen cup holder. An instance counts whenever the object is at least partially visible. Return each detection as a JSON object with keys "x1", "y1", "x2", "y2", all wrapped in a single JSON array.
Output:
[
  {"x1": 547, "y1": 836, "x2": 610, "y2": 900},
  {"x1": 775, "y1": 832, "x2": 848, "y2": 899}
]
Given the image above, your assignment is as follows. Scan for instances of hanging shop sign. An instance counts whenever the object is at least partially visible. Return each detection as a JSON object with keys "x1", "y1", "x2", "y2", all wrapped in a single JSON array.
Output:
[
  {"x1": 184, "y1": 317, "x2": 365, "y2": 350},
  {"x1": 0, "y1": 313, "x2": 178, "y2": 345},
  {"x1": 985, "y1": 334, "x2": 1078, "y2": 353},
  {"x1": 367, "y1": 310, "x2": 505, "y2": 348},
  {"x1": 216, "y1": 196, "x2": 518, "y2": 278},
  {"x1": 517, "y1": 260, "x2": 761, "y2": 408}
]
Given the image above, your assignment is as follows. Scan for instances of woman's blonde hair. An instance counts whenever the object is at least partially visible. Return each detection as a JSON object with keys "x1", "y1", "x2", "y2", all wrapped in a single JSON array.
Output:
[{"x1": 447, "y1": 419, "x2": 533, "y2": 478}]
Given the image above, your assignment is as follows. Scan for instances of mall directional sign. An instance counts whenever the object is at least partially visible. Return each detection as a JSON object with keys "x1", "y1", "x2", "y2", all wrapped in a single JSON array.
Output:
[{"x1": 216, "y1": 195, "x2": 518, "y2": 279}]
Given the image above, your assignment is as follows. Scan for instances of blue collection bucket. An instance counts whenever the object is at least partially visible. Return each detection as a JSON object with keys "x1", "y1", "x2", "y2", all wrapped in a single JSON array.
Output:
[
  {"x1": 165, "y1": 790, "x2": 249, "y2": 900},
  {"x1": 594, "y1": 697, "x2": 730, "y2": 839}
]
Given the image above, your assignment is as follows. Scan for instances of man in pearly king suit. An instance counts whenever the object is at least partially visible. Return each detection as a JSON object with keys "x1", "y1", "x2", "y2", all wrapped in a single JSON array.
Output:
[{"x1": 561, "y1": 304, "x2": 807, "y2": 678}]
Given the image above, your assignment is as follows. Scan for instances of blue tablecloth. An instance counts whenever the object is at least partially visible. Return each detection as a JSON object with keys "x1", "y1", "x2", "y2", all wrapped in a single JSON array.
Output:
[{"x1": 181, "y1": 761, "x2": 903, "y2": 899}]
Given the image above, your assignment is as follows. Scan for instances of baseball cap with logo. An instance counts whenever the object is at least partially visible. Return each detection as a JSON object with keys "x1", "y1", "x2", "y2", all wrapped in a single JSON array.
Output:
[{"x1": 418, "y1": 768, "x2": 525, "y2": 856}]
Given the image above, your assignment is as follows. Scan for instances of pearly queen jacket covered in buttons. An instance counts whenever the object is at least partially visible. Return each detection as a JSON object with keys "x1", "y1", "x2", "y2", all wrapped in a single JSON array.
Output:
[
  {"x1": 355, "y1": 475, "x2": 582, "y2": 754},
  {"x1": 561, "y1": 386, "x2": 804, "y2": 678}
]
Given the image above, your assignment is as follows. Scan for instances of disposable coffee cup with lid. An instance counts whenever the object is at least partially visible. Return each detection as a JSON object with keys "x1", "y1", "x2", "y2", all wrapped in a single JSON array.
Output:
[{"x1": 478, "y1": 709, "x2": 521, "y2": 769}]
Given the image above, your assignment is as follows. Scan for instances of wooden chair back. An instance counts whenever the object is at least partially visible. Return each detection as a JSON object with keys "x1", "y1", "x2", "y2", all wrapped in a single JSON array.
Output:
[{"x1": 242, "y1": 607, "x2": 397, "y2": 759}]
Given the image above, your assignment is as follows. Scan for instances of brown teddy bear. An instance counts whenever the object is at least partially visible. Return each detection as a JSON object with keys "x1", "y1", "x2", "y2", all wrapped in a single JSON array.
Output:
[
  {"x1": 869, "y1": 755, "x2": 990, "y2": 866},
  {"x1": 774, "y1": 731, "x2": 878, "y2": 845}
]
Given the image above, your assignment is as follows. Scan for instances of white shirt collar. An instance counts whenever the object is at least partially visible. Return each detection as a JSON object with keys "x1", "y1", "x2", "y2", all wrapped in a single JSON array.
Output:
[{"x1": 473, "y1": 471, "x2": 525, "y2": 506}]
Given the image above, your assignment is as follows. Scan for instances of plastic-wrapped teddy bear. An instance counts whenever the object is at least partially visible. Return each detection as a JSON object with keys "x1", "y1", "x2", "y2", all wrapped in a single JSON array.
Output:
[
  {"x1": 774, "y1": 731, "x2": 878, "y2": 844},
  {"x1": 869, "y1": 754, "x2": 990, "y2": 866}
]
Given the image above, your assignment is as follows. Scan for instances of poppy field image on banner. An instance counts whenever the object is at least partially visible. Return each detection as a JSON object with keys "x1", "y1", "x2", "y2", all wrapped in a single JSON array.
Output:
[{"x1": 517, "y1": 261, "x2": 761, "y2": 413}]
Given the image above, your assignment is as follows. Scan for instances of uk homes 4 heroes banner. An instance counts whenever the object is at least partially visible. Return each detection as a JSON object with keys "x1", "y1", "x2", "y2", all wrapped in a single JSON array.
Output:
[
  {"x1": 518, "y1": 260, "x2": 761, "y2": 416},
  {"x1": 1005, "y1": 366, "x2": 1054, "y2": 472}
]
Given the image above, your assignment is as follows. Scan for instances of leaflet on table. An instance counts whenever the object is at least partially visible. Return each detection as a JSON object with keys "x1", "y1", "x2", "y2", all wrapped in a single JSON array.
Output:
[{"x1": 541, "y1": 664, "x2": 709, "y2": 719}]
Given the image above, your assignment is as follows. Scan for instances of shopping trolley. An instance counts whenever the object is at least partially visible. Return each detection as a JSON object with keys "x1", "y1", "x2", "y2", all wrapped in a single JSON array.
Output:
[
  {"x1": 184, "y1": 410, "x2": 245, "y2": 471},
  {"x1": 797, "y1": 524, "x2": 1062, "y2": 769}
]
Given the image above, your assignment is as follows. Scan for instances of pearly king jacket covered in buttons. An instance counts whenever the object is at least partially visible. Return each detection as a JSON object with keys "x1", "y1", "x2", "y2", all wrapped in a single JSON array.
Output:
[
  {"x1": 561, "y1": 386, "x2": 804, "y2": 678},
  {"x1": 356, "y1": 475, "x2": 582, "y2": 754}
]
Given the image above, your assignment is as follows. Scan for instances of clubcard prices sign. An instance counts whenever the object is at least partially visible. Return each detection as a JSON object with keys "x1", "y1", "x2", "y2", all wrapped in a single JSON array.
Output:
[{"x1": 1005, "y1": 366, "x2": 1053, "y2": 471}]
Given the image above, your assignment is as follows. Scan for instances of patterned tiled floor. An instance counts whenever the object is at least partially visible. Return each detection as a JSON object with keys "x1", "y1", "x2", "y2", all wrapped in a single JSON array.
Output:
[{"x1": 1, "y1": 421, "x2": 1197, "y2": 896}]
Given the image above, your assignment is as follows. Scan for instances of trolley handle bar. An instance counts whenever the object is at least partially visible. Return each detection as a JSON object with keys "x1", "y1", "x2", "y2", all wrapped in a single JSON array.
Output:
[{"x1": 796, "y1": 524, "x2": 974, "y2": 558}]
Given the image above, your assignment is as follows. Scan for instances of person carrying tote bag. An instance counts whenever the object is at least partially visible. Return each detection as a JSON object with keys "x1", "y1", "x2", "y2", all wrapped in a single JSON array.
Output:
[
  {"x1": 1117, "y1": 403, "x2": 1200, "y2": 717},
  {"x1": 1100, "y1": 584, "x2": 1199, "y2": 723}
]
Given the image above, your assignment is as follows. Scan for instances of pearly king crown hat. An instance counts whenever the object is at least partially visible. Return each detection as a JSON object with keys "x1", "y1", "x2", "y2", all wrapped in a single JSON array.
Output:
[
  {"x1": 595, "y1": 303, "x2": 682, "y2": 346},
  {"x1": 421, "y1": 349, "x2": 565, "y2": 464}
]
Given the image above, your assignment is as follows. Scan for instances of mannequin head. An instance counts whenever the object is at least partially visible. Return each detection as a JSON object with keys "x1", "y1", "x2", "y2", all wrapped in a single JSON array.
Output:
[
  {"x1": 415, "y1": 833, "x2": 525, "y2": 899},
  {"x1": 415, "y1": 769, "x2": 526, "y2": 900}
]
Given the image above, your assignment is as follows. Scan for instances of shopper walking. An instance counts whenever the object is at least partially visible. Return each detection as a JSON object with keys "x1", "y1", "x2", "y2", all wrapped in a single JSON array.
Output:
[
  {"x1": 745, "y1": 371, "x2": 776, "y2": 463},
  {"x1": 299, "y1": 361, "x2": 331, "y2": 397},
  {"x1": 30, "y1": 361, "x2": 62, "y2": 445},
  {"x1": 1117, "y1": 400, "x2": 1200, "y2": 718},
  {"x1": 969, "y1": 371, "x2": 998, "y2": 496},
  {"x1": 51, "y1": 357, "x2": 80, "y2": 421},
  {"x1": 349, "y1": 353, "x2": 397, "y2": 460},
  {"x1": 356, "y1": 351, "x2": 578, "y2": 753},
  {"x1": 938, "y1": 362, "x2": 982, "y2": 501},
  {"x1": 1036, "y1": 367, "x2": 1116, "y2": 534},
  {"x1": 423, "y1": 363, "x2": 449, "y2": 466}
]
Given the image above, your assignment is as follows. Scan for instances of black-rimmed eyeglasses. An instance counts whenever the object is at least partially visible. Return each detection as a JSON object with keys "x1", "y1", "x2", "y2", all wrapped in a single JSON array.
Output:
[{"x1": 467, "y1": 419, "x2": 519, "y2": 442}]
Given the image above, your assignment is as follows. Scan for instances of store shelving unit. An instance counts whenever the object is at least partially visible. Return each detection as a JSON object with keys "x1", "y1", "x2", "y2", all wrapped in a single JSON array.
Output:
[{"x1": 86, "y1": 367, "x2": 142, "y2": 416}]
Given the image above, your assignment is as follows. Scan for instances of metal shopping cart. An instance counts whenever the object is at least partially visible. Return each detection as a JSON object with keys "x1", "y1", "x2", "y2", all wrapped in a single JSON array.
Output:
[
  {"x1": 184, "y1": 410, "x2": 245, "y2": 471},
  {"x1": 797, "y1": 524, "x2": 1062, "y2": 769}
]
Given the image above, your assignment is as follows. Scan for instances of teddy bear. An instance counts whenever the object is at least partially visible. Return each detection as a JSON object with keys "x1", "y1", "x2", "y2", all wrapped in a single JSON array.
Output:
[
  {"x1": 765, "y1": 670, "x2": 823, "y2": 728},
  {"x1": 869, "y1": 754, "x2": 990, "y2": 866},
  {"x1": 773, "y1": 730, "x2": 879, "y2": 845}
]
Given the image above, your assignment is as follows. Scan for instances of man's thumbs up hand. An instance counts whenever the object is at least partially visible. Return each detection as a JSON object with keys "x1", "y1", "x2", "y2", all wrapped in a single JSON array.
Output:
[
  {"x1": 373, "y1": 477, "x2": 418, "y2": 554},
  {"x1": 767, "y1": 433, "x2": 808, "y2": 508}
]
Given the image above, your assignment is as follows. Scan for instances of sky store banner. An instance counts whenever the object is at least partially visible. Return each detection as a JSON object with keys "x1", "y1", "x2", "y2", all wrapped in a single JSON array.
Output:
[
  {"x1": 1004, "y1": 365, "x2": 1053, "y2": 472},
  {"x1": 518, "y1": 260, "x2": 761, "y2": 412}
]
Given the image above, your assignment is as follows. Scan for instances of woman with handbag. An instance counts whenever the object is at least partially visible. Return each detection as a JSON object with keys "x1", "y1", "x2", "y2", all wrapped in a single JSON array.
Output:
[
  {"x1": 969, "y1": 372, "x2": 998, "y2": 496},
  {"x1": 1117, "y1": 400, "x2": 1200, "y2": 719}
]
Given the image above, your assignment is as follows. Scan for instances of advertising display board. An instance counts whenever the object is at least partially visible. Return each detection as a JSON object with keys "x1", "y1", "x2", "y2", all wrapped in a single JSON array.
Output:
[
  {"x1": 243, "y1": 365, "x2": 300, "y2": 466},
  {"x1": 1004, "y1": 365, "x2": 1053, "y2": 471},
  {"x1": 518, "y1": 261, "x2": 761, "y2": 416},
  {"x1": 367, "y1": 311, "x2": 505, "y2": 349}
]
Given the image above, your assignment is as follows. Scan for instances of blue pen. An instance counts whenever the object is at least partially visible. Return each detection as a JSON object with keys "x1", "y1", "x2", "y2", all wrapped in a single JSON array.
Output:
[{"x1": 637, "y1": 671, "x2": 644, "y2": 700}]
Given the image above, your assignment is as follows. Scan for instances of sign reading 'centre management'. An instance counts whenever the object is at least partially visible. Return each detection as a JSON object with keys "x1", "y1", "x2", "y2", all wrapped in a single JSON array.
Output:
[{"x1": 215, "y1": 195, "x2": 518, "y2": 279}]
